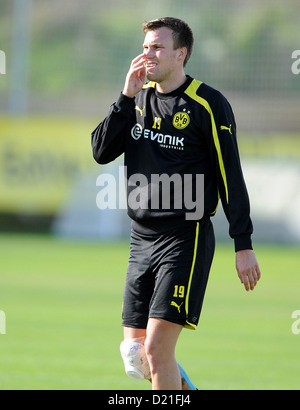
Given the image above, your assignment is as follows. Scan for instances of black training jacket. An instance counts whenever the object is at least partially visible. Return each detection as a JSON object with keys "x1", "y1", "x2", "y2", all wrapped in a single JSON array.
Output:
[{"x1": 91, "y1": 75, "x2": 253, "y2": 251}]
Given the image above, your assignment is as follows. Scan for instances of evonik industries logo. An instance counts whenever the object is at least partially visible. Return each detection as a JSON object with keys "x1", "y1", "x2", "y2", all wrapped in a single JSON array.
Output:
[
  {"x1": 131, "y1": 124, "x2": 184, "y2": 150},
  {"x1": 0, "y1": 50, "x2": 6, "y2": 74}
]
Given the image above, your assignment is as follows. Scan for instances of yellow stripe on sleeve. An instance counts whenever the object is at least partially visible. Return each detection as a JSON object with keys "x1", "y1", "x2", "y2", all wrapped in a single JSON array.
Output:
[{"x1": 184, "y1": 80, "x2": 229, "y2": 204}]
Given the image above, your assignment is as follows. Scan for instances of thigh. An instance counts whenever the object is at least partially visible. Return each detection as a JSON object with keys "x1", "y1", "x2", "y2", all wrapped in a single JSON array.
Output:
[
  {"x1": 149, "y1": 220, "x2": 215, "y2": 329},
  {"x1": 123, "y1": 327, "x2": 147, "y2": 339},
  {"x1": 122, "y1": 229, "x2": 155, "y2": 329},
  {"x1": 184, "y1": 219, "x2": 215, "y2": 329}
]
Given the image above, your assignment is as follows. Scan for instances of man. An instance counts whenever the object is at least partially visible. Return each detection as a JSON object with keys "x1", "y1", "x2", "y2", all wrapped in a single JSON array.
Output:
[{"x1": 91, "y1": 17, "x2": 261, "y2": 390}]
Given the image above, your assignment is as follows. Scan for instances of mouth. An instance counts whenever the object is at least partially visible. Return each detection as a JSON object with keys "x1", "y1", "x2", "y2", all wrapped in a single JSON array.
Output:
[{"x1": 146, "y1": 61, "x2": 157, "y2": 70}]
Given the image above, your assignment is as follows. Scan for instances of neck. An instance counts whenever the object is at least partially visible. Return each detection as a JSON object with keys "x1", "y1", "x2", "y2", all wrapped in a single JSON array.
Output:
[{"x1": 156, "y1": 71, "x2": 187, "y2": 94}]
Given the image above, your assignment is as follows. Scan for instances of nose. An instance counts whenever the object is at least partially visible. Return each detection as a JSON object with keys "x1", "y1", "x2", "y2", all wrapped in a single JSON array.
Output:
[{"x1": 144, "y1": 47, "x2": 154, "y2": 59}]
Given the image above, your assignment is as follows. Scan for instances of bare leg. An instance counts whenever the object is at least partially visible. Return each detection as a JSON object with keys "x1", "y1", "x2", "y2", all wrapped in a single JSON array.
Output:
[
  {"x1": 123, "y1": 324, "x2": 196, "y2": 389},
  {"x1": 123, "y1": 326, "x2": 147, "y2": 340},
  {"x1": 145, "y1": 318, "x2": 183, "y2": 390}
]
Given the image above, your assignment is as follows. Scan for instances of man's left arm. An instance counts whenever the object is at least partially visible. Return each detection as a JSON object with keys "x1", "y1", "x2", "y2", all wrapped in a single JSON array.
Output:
[{"x1": 209, "y1": 91, "x2": 261, "y2": 291}]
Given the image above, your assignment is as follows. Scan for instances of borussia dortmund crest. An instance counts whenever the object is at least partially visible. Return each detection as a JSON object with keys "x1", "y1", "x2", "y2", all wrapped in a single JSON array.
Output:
[{"x1": 173, "y1": 110, "x2": 190, "y2": 130}]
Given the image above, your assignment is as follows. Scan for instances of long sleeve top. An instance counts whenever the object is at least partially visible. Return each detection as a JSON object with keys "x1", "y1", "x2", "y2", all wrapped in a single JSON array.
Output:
[{"x1": 92, "y1": 75, "x2": 253, "y2": 251}]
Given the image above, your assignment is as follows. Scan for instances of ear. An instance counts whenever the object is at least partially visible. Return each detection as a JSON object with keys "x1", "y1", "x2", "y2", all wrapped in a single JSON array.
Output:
[{"x1": 178, "y1": 47, "x2": 187, "y2": 63}]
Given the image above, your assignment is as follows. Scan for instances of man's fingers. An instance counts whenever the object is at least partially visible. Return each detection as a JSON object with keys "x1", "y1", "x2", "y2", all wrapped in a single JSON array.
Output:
[
  {"x1": 123, "y1": 54, "x2": 146, "y2": 97},
  {"x1": 131, "y1": 54, "x2": 145, "y2": 69},
  {"x1": 240, "y1": 269, "x2": 259, "y2": 292},
  {"x1": 241, "y1": 274, "x2": 251, "y2": 291},
  {"x1": 256, "y1": 265, "x2": 262, "y2": 281},
  {"x1": 131, "y1": 53, "x2": 145, "y2": 63},
  {"x1": 248, "y1": 271, "x2": 257, "y2": 291},
  {"x1": 129, "y1": 57, "x2": 146, "y2": 77},
  {"x1": 242, "y1": 276, "x2": 250, "y2": 292}
]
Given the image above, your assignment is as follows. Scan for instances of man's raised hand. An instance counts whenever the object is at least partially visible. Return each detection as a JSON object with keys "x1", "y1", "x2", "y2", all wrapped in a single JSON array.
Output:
[{"x1": 123, "y1": 54, "x2": 146, "y2": 98}]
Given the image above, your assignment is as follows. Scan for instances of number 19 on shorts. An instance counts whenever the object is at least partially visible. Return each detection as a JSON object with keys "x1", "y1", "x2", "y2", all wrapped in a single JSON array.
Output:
[{"x1": 173, "y1": 285, "x2": 185, "y2": 298}]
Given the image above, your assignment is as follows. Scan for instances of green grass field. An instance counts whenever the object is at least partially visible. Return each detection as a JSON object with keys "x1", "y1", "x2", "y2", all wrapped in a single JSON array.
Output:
[{"x1": 0, "y1": 233, "x2": 299, "y2": 390}]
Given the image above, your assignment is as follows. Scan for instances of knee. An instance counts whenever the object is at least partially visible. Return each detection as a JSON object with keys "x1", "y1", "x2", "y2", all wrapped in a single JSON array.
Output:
[
  {"x1": 144, "y1": 337, "x2": 158, "y2": 361},
  {"x1": 144, "y1": 337, "x2": 172, "y2": 372},
  {"x1": 145, "y1": 318, "x2": 182, "y2": 375},
  {"x1": 120, "y1": 338, "x2": 151, "y2": 381}
]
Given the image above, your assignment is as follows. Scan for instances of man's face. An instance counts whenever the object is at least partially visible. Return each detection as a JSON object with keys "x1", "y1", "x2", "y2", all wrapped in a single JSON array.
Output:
[{"x1": 143, "y1": 27, "x2": 182, "y2": 83}]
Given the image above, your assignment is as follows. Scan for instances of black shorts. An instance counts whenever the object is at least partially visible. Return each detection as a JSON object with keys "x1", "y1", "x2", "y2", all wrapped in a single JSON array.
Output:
[{"x1": 122, "y1": 217, "x2": 215, "y2": 330}]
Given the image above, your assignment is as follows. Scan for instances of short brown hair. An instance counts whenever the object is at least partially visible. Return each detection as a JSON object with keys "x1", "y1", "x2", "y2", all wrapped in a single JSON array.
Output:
[{"x1": 143, "y1": 17, "x2": 194, "y2": 67}]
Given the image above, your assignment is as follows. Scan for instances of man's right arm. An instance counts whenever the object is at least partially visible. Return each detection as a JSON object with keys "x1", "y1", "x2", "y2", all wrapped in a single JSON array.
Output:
[
  {"x1": 91, "y1": 93, "x2": 135, "y2": 164},
  {"x1": 91, "y1": 54, "x2": 146, "y2": 165}
]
